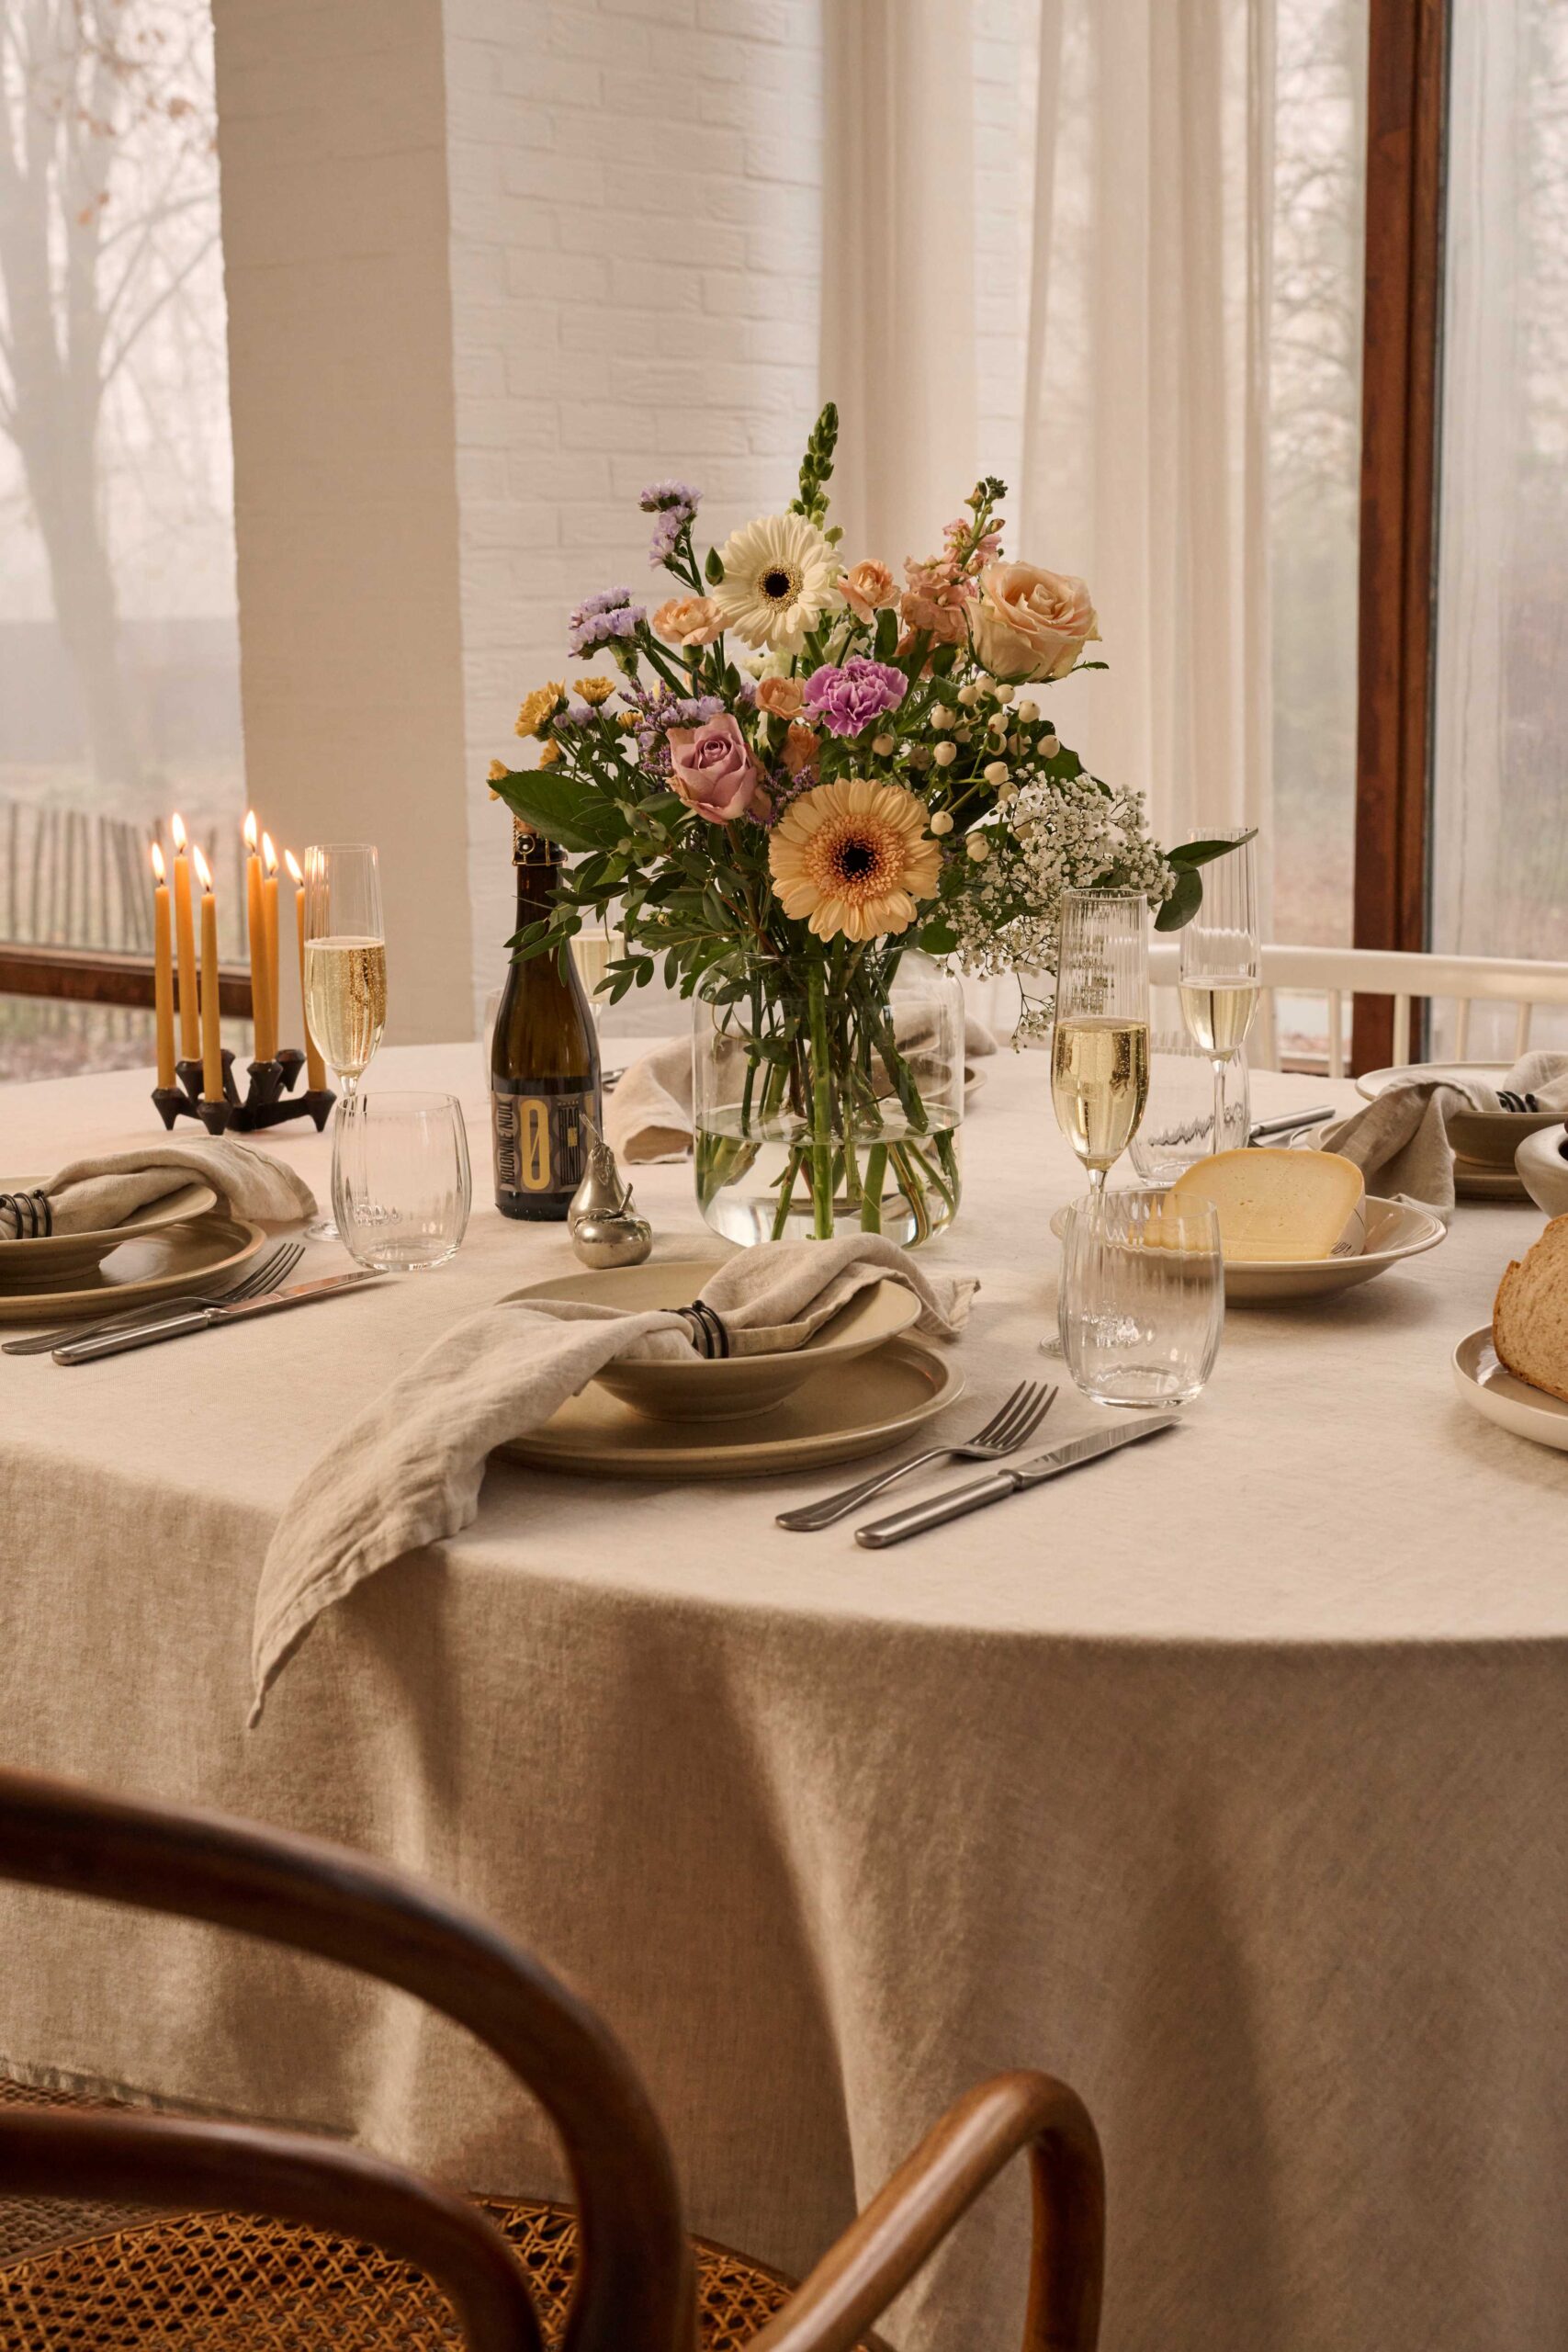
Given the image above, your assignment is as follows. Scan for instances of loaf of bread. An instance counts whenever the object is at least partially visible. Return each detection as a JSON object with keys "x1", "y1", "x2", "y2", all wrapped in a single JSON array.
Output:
[
  {"x1": 1170, "y1": 1148, "x2": 1366, "y2": 1263},
  {"x1": 1493, "y1": 1216, "x2": 1568, "y2": 1403}
]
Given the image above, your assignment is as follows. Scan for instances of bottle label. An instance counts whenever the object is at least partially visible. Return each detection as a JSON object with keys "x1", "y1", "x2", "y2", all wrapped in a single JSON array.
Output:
[{"x1": 492, "y1": 1079, "x2": 595, "y2": 1204}]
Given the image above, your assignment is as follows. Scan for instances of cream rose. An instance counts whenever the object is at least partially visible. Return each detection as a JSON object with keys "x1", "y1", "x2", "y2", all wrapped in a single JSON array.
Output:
[
  {"x1": 652, "y1": 594, "x2": 725, "y2": 649},
  {"x1": 841, "y1": 559, "x2": 897, "y2": 623},
  {"x1": 972, "y1": 562, "x2": 1100, "y2": 683}
]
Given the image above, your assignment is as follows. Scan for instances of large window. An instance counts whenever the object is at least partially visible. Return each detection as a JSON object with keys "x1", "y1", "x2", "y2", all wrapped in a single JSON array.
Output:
[
  {"x1": 0, "y1": 0, "x2": 242, "y2": 1076},
  {"x1": 1430, "y1": 0, "x2": 1568, "y2": 1052}
]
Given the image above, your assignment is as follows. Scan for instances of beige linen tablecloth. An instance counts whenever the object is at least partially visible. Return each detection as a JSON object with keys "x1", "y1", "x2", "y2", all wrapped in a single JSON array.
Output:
[{"x1": 3, "y1": 1043, "x2": 1568, "y2": 2352}]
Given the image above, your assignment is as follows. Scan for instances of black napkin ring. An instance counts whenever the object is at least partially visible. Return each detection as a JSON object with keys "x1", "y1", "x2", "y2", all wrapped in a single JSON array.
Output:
[
  {"x1": 0, "y1": 1189, "x2": 51, "y2": 1239},
  {"x1": 675, "y1": 1301, "x2": 730, "y2": 1360}
]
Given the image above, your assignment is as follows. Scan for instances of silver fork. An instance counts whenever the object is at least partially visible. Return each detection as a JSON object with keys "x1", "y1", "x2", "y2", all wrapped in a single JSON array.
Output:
[
  {"x1": 3, "y1": 1240, "x2": 306, "y2": 1358},
  {"x1": 775, "y1": 1380, "x2": 1058, "y2": 1532}
]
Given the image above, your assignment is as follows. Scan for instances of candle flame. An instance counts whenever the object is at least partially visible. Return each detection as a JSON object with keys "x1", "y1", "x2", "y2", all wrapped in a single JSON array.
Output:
[
  {"x1": 192, "y1": 845, "x2": 213, "y2": 892},
  {"x1": 262, "y1": 830, "x2": 278, "y2": 875},
  {"x1": 171, "y1": 811, "x2": 187, "y2": 852},
  {"x1": 284, "y1": 849, "x2": 303, "y2": 885},
  {"x1": 150, "y1": 842, "x2": 166, "y2": 883},
  {"x1": 243, "y1": 809, "x2": 258, "y2": 854}
]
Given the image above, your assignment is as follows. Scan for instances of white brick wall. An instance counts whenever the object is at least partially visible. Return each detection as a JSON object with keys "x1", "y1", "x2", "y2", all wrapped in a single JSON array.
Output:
[{"x1": 444, "y1": 0, "x2": 823, "y2": 1019}]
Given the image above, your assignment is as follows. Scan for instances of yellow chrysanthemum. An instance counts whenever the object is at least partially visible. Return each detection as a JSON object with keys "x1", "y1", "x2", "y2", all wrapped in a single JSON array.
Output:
[
  {"x1": 769, "y1": 778, "x2": 942, "y2": 943},
  {"x1": 487, "y1": 758, "x2": 509, "y2": 782},
  {"x1": 536, "y1": 740, "x2": 563, "y2": 767},
  {"x1": 515, "y1": 682, "x2": 565, "y2": 739},
  {"x1": 574, "y1": 675, "x2": 616, "y2": 706}
]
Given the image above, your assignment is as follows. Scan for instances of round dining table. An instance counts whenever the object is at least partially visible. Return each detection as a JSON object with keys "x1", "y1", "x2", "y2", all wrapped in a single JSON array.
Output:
[{"x1": 3, "y1": 1040, "x2": 1567, "y2": 2352}]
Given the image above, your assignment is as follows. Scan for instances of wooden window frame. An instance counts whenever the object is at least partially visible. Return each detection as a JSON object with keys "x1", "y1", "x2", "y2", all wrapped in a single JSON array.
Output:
[
  {"x1": 0, "y1": 944, "x2": 252, "y2": 1020},
  {"x1": 1351, "y1": 0, "x2": 1451, "y2": 1072}
]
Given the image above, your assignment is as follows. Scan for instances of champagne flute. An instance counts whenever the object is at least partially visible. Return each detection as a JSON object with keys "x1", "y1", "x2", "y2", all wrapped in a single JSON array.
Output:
[
  {"x1": 1177, "y1": 830, "x2": 1259, "y2": 1164},
  {"x1": 303, "y1": 842, "x2": 386, "y2": 1242},
  {"x1": 1050, "y1": 889, "x2": 1151, "y2": 1193}
]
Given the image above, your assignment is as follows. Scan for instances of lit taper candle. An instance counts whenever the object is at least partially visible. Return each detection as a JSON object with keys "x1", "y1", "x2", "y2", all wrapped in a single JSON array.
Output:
[
  {"x1": 192, "y1": 844, "x2": 223, "y2": 1105},
  {"x1": 149, "y1": 842, "x2": 176, "y2": 1090},
  {"x1": 169, "y1": 812, "x2": 199, "y2": 1062}
]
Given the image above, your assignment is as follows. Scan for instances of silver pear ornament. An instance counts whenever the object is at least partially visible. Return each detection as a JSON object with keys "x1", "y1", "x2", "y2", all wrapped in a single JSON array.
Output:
[{"x1": 569, "y1": 1119, "x2": 652, "y2": 1269}]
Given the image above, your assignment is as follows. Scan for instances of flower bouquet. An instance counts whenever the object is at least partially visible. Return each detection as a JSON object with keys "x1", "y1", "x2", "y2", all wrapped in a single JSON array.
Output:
[{"x1": 491, "y1": 403, "x2": 1217, "y2": 1247}]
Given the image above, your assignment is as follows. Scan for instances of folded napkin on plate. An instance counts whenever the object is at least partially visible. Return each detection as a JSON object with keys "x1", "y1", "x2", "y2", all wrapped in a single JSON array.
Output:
[
  {"x1": 1317, "y1": 1050, "x2": 1568, "y2": 1217},
  {"x1": 605, "y1": 1014, "x2": 999, "y2": 1164},
  {"x1": 0, "y1": 1137, "x2": 316, "y2": 1238},
  {"x1": 251, "y1": 1234, "x2": 976, "y2": 1721}
]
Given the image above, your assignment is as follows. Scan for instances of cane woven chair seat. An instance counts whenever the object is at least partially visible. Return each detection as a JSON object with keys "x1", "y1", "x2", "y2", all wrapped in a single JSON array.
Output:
[{"x1": 0, "y1": 2194, "x2": 818, "y2": 2350}]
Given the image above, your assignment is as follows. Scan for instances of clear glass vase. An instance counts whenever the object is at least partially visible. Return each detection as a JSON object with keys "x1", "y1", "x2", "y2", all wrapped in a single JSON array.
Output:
[{"x1": 693, "y1": 949, "x2": 965, "y2": 1249}]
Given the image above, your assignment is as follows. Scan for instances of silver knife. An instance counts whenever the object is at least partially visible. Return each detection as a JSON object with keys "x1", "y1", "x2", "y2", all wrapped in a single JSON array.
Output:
[
  {"x1": 1247, "y1": 1106, "x2": 1333, "y2": 1144},
  {"x1": 52, "y1": 1271, "x2": 386, "y2": 1364},
  {"x1": 854, "y1": 1414, "x2": 1179, "y2": 1548}
]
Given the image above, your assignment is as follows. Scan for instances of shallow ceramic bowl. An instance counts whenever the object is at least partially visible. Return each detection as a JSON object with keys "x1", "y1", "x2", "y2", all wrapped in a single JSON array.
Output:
[
  {"x1": 1516, "y1": 1125, "x2": 1568, "y2": 1219},
  {"x1": 1050, "y1": 1193, "x2": 1445, "y2": 1301},
  {"x1": 512, "y1": 1258, "x2": 922, "y2": 1422},
  {"x1": 0, "y1": 1180, "x2": 217, "y2": 1289},
  {"x1": 1354, "y1": 1061, "x2": 1560, "y2": 1170}
]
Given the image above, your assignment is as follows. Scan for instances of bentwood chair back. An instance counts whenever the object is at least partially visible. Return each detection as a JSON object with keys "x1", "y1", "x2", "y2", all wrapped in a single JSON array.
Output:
[
  {"x1": 1148, "y1": 941, "x2": 1568, "y2": 1076},
  {"x1": 0, "y1": 1770, "x2": 1105, "y2": 2351}
]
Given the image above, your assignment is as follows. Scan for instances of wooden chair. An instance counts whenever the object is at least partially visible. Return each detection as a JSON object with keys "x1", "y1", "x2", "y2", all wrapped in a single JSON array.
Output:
[
  {"x1": 0, "y1": 1770, "x2": 1104, "y2": 2351},
  {"x1": 1148, "y1": 942, "x2": 1568, "y2": 1077}
]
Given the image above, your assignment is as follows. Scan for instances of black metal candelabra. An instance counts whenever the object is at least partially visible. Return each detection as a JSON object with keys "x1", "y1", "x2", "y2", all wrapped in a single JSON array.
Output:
[{"x1": 153, "y1": 1048, "x2": 335, "y2": 1136}]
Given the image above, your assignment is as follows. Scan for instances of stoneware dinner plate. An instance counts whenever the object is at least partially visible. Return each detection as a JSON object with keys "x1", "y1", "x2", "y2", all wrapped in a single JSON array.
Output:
[
  {"x1": 1354, "y1": 1060, "x2": 1557, "y2": 1181},
  {"x1": 512, "y1": 1258, "x2": 923, "y2": 1423},
  {"x1": 1451, "y1": 1325, "x2": 1568, "y2": 1454},
  {"x1": 0, "y1": 1180, "x2": 217, "y2": 1287},
  {"x1": 0, "y1": 1211, "x2": 265, "y2": 1325},
  {"x1": 502, "y1": 1335, "x2": 964, "y2": 1477},
  {"x1": 1049, "y1": 1193, "x2": 1446, "y2": 1300}
]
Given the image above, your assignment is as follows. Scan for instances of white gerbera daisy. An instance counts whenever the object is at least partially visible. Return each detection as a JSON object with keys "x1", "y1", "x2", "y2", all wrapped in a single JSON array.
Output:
[{"x1": 711, "y1": 513, "x2": 840, "y2": 651}]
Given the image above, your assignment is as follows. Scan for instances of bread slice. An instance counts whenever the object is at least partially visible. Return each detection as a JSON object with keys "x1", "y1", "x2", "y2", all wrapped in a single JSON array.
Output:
[
  {"x1": 1170, "y1": 1148, "x2": 1366, "y2": 1263},
  {"x1": 1494, "y1": 1215, "x2": 1568, "y2": 1403}
]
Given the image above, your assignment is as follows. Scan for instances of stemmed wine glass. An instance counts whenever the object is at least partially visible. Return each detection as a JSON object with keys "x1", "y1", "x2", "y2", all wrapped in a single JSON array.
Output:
[
  {"x1": 302, "y1": 842, "x2": 386, "y2": 1244},
  {"x1": 1177, "y1": 830, "x2": 1259, "y2": 1162},
  {"x1": 1050, "y1": 889, "x2": 1151, "y2": 1193}
]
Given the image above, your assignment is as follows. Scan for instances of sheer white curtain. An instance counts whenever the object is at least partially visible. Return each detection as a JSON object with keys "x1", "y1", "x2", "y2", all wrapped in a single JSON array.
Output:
[{"x1": 822, "y1": 0, "x2": 1276, "y2": 914}]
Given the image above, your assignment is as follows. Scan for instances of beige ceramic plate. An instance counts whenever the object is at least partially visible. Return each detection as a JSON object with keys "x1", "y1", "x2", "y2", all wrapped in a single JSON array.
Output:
[
  {"x1": 512, "y1": 1258, "x2": 923, "y2": 1423},
  {"x1": 502, "y1": 1335, "x2": 964, "y2": 1478},
  {"x1": 1049, "y1": 1193, "x2": 1445, "y2": 1300},
  {"x1": 0, "y1": 1180, "x2": 217, "y2": 1287},
  {"x1": 1355, "y1": 1061, "x2": 1558, "y2": 1172},
  {"x1": 0, "y1": 1211, "x2": 266, "y2": 1326},
  {"x1": 1451, "y1": 1325, "x2": 1568, "y2": 1453},
  {"x1": 1453, "y1": 1161, "x2": 1531, "y2": 1204}
]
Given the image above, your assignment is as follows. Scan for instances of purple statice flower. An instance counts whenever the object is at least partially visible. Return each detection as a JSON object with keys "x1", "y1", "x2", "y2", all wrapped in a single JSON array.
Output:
[
  {"x1": 567, "y1": 594, "x2": 644, "y2": 660},
  {"x1": 639, "y1": 478, "x2": 701, "y2": 519},
  {"x1": 802, "y1": 656, "x2": 908, "y2": 739}
]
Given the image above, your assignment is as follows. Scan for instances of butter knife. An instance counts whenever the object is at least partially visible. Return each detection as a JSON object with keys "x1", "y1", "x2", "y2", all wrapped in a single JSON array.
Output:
[
  {"x1": 854, "y1": 1414, "x2": 1179, "y2": 1548},
  {"x1": 52, "y1": 1271, "x2": 385, "y2": 1364}
]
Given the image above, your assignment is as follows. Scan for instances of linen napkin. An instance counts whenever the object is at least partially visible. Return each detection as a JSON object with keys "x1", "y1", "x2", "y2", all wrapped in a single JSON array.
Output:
[
  {"x1": 0, "y1": 1138, "x2": 317, "y2": 1238},
  {"x1": 606, "y1": 1013, "x2": 999, "y2": 1164},
  {"x1": 251, "y1": 1235, "x2": 976, "y2": 1720},
  {"x1": 1316, "y1": 1049, "x2": 1568, "y2": 1217}
]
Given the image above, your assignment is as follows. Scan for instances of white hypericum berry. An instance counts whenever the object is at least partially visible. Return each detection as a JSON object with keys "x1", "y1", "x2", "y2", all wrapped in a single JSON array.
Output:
[
  {"x1": 872, "y1": 733, "x2": 896, "y2": 756},
  {"x1": 1040, "y1": 731, "x2": 1060, "y2": 758},
  {"x1": 930, "y1": 809, "x2": 954, "y2": 835},
  {"x1": 984, "y1": 759, "x2": 1010, "y2": 786},
  {"x1": 956, "y1": 682, "x2": 980, "y2": 707},
  {"x1": 909, "y1": 743, "x2": 932, "y2": 768},
  {"x1": 988, "y1": 711, "x2": 1009, "y2": 737},
  {"x1": 931, "y1": 706, "x2": 954, "y2": 730},
  {"x1": 966, "y1": 832, "x2": 990, "y2": 862},
  {"x1": 933, "y1": 741, "x2": 958, "y2": 767},
  {"x1": 1016, "y1": 698, "x2": 1040, "y2": 725}
]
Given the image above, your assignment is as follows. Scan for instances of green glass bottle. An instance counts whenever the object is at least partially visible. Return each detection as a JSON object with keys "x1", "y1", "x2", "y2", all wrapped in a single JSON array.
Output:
[{"x1": 491, "y1": 820, "x2": 602, "y2": 1220}]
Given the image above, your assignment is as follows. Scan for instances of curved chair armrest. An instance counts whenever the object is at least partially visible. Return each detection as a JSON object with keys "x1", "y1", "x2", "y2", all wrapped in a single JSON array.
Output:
[
  {"x1": 747, "y1": 2071, "x2": 1103, "y2": 2352},
  {"x1": 0, "y1": 2109, "x2": 544, "y2": 2352}
]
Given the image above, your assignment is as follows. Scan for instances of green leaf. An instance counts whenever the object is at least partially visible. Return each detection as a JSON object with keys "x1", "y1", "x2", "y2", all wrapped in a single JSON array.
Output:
[
  {"x1": 918, "y1": 917, "x2": 959, "y2": 955},
  {"x1": 1168, "y1": 829, "x2": 1257, "y2": 872},
  {"x1": 874, "y1": 605, "x2": 898, "y2": 662},
  {"x1": 1154, "y1": 867, "x2": 1203, "y2": 931},
  {"x1": 492, "y1": 768, "x2": 624, "y2": 854}
]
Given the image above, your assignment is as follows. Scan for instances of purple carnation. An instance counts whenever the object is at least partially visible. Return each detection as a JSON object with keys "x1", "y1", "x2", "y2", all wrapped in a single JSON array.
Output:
[{"x1": 802, "y1": 656, "x2": 908, "y2": 738}]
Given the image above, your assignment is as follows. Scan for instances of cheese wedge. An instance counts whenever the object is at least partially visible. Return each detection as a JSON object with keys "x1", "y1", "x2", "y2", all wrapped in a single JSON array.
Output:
[
  {"x1": 1170, "y1": 1148, "x2": 1367, "y2": 1264},
  {"x1": 1493, "y1": 1215, "x2": 1568, "y2": 1404}
]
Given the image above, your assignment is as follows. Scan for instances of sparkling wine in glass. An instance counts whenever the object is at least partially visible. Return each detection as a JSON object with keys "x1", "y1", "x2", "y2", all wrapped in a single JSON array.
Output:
[
  {"x1": 303, "y1": 842, "x2": 386, "y2": 1242},
  {"x1": 1177, "y1": 830, "x2": 1259, "y2": 1163},
  {"x1": 1050, "y1": 890, "x2": 1151, "y2": 1193}
]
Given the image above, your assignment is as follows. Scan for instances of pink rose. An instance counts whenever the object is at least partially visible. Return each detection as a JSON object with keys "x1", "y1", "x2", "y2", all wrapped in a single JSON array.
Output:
[
  {"x1": 972, "y1": 560, "x2": 1100, "y2": 682},
  {"x1": 667, "y1": 713, "x2": 767, "y2": 823}
]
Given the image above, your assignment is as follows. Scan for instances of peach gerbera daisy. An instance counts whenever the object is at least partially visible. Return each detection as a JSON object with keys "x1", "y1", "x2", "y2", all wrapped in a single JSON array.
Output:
[{"x1": 769, "y1": 778, "x2": 942, "y2": 943}]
